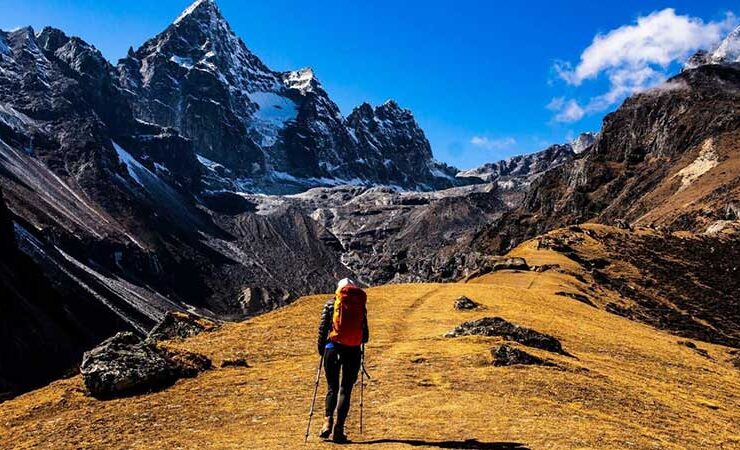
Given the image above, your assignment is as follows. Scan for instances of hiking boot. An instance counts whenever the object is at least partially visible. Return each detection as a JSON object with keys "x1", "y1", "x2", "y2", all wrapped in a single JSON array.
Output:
[
  {"x1": 332, "y1": 421, "x2": 348, "y2": 443},
  {"x1": 319, "y1": 417, "x2": 333, "y2": 439}
]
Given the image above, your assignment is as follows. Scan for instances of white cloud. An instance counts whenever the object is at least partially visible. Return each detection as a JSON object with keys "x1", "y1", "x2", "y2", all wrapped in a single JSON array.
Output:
[
  {"x1": 551, "y1": 8, "x2": 737, "y2": 121},
  {"x1": 470, "y1": 136, "x2": 516, "y2": 150},
  {"x1": 547, "y1": 97, "x2": 585, "y2": 123}
]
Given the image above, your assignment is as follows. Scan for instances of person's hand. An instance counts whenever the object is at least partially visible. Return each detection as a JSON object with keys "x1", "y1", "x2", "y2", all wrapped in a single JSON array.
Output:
[{"x1": 317, "y1": 344, "x2": 324, "y2": 356}]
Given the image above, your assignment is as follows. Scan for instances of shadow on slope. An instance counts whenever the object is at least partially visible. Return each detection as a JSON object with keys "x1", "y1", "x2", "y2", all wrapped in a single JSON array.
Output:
[{"x1": 359, "y1": 438, "x2": 529, "y2": 449}]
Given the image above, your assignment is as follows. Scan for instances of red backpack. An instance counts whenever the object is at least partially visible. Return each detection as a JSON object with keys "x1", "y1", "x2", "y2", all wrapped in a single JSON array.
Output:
[{"x1": 328, "y1": 285, "x2": 366, "y2": 347}]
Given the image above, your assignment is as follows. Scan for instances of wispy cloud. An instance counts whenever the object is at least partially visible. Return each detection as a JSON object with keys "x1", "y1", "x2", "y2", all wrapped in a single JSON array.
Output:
[
  {"x1": 549, "y1": 8, "x2": 737, "y2": 122},
  {"x1": 547, "y1": 97, "x2": 585, "y2": 123},
  {"x1": 470, "y1": 136, "x2": 516, "y2": 151}
]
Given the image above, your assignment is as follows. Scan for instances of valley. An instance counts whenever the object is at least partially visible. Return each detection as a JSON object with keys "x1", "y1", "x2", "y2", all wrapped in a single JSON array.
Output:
[
  {"x1": 2, "y1": 226, "x2": 739, "y2": 449},
  {"x1": 0, "y1": 5, "x2": 739, "y2": 447}
]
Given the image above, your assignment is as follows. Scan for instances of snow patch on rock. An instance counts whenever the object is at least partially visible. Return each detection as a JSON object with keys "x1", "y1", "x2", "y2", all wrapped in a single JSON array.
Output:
[{"x1": 283, "y1": 67, "x2": 316, "y2": 94}]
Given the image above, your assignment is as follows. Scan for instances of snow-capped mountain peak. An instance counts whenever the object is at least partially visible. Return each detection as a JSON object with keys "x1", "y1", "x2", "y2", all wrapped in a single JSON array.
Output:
[
  {"x1": 174, "y1": 0, "x2": 221, "y2": 25},
  {"x1": 283, "y1": 67, "x2": 318, "y2": 94},
  {"x1": 570, "y1": 132, "x2": 597, "y2": 154},
  {"x1": 112, "y1": 0, "x2": 466, "y2": 191},
  {"x1": 713, "y1": 25, "x2": 740, "y2": 63},
  {"x1": 684, "y1": 25, "x2": 740, "y2": 69}
]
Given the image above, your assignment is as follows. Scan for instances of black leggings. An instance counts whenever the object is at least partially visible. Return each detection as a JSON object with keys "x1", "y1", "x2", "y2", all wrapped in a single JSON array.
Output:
[{"x1": 324, "y1": 344, "x2": 362, "y2": 421}]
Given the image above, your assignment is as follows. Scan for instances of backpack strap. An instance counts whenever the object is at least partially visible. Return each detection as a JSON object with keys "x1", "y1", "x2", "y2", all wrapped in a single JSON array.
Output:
[{"x1": 316, "y1": 299, "x2": 334, "y2": 356}]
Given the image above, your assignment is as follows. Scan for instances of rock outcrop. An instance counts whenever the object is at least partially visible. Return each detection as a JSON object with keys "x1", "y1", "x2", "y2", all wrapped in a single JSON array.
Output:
[
  {"x1": 80, "y1": 332, "x2": 211, "y2": 399},
  {"x1": 491, "y1": 257, "x2": 529, "y2": 272},
  {"x1": 446, "y1": 317, "x2": 568, "y2": 355}
]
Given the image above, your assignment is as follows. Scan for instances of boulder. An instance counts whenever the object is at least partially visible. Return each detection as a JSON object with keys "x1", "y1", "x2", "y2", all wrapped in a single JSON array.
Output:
[
  {"x1": 446, "y1": 317, "x2": 569, "y2": 355},
  {"x1": 80, "y1": 332, "x2": 211, "y2": 399},
  {"x1": 491, "y1": 257, "x2": 529, "y2": 272},
  {"x1": 491, "y1": 345, "x2": 556, "y2": 367},
  {"x1": 147, "y1": 311, "x2": 220, "y2": 342},
  {"x1": 454, "y1": 296, "x2": 480, "y2": 310}
]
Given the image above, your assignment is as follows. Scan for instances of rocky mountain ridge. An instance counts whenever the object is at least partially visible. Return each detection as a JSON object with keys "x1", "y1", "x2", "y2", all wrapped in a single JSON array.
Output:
[
  {"x1": 116, "y1": 0, "x2": 461, "y2": 193},
  {"x1": 457, "y1": 132, "x2": 596, "y2": 206}
]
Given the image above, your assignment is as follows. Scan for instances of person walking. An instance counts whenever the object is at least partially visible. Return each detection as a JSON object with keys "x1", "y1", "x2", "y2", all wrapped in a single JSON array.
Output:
[{"x1": 316, "y1": 278, "x2": 369, "y2": 443}]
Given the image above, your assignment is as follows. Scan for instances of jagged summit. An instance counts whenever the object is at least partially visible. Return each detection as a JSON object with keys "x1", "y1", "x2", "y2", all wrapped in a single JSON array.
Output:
[
  {"x1": 282, "y1": 67, "x2": 318, "y2": 94},
  {"x1": 173, "y1": 0, "x2": 222, "y2": 25},
  {"x1": 113, "y1": 0, "x2": 464, "y2": 191},
  {"x1": 684, "y1": 24, "x2": 740, "y2": 69}
]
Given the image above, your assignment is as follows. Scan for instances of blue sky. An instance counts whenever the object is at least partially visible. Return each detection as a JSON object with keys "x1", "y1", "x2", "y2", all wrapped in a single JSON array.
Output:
[{"x1": 1, "y1": 1, "x2": 736, "y2": 169}]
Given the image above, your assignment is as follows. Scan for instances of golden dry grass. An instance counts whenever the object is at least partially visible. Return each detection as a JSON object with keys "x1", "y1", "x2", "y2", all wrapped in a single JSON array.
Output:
[{"x1": 2, "y1": 255, "x2": 739, "y2": 449}]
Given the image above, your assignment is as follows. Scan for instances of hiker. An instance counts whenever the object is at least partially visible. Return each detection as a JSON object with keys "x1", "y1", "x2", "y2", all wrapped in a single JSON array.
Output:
[{"x1": 316, "y1": 278, "x2": 369, "y2": 443}]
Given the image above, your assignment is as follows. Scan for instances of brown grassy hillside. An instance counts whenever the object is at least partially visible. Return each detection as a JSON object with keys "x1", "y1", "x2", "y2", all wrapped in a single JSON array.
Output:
[{"x1": 2, "y1": 242, "x2": 739, "y2": 449}]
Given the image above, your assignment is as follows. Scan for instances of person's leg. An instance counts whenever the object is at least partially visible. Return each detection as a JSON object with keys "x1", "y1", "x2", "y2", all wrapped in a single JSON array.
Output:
[
  {"x1": 321, "y1": 347, "x2": 339, "y2": 437},
  {"x1": 333, "y1": 347, "x2": 362, "y2": 441}
]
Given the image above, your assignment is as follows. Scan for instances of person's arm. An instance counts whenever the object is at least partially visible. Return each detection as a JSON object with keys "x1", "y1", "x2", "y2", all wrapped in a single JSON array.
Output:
[
  {"x1": 362, "y1": 305, "x2": 369, "y2": 344},
  {"x1": 316, "y1": 299, "x2": 334, "y2": 356}
]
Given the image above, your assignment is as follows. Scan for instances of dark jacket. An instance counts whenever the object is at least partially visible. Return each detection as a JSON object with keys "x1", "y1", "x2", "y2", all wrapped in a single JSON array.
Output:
[{"x1": 317, "y1": 298, "x2": 369, "y2": 355}]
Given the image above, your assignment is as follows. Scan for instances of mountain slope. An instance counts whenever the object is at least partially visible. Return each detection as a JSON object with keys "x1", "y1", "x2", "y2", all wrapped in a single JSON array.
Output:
[
  {"x1": 475, "y1": 63, "x2": 740, "y2": 254},
  {"x1": 2, "y1": 253, "x2": 738, "y2": 449},
  {"x1": 0, "y1": 189, "x2": 130, "y2": 399}
]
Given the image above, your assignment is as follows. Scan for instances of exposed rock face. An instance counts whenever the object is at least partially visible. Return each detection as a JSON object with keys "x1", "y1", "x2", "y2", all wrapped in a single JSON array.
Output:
[
  {"x1": 491, "y1": 257, "x2": 529, "y2": 272},
  {"x1": 446, "y1": 317, "x2": 567, "y2": 355},
  {"x1": 491, "y1": 344, "x2": 555, "y2": 367},
  {"x1": 147, "y1": 311, "x2": 220, "y2": 342},
  {"x1": 238, "y1": 183, "x2": 506, "y2": 284},
  {"x1": 345, "y1": 101, "x2": 459, "y2": 189},
  {"x1": 80, "y1": 332, "x2": 211, "y2": 399},
  {"x1": 237, "y1": 286, "x2": 292, "y2": 316},
  {"x1": 458, "y1": 144, "x2": 575, "y2": 184},
  {"x1": 570, "y1": 132, "x2": 597, "y2": 154},
  {"x1": 0, "y1": 189, "x2": 131, "y2": 399}
]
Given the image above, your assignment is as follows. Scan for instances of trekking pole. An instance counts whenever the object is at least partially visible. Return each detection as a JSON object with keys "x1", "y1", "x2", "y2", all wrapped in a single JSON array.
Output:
[
  {"x1": 360, "y1": 344, "x2": 371, "y2": 435},
  {"x1": 360, "y1": 345, "x2": 365, "y2": 435},
  {"x1": 304, "y1": 351, "x2": 325, "y2": 444}
]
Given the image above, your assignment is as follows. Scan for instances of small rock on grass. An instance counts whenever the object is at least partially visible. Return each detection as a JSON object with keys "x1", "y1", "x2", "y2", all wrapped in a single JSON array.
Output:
[
  {"x1": 454, "y1": 296, "x2": 481, "y2": 310},
  {"x1": 491, "y1": 344, "x2": 557, "y2": 367}
]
